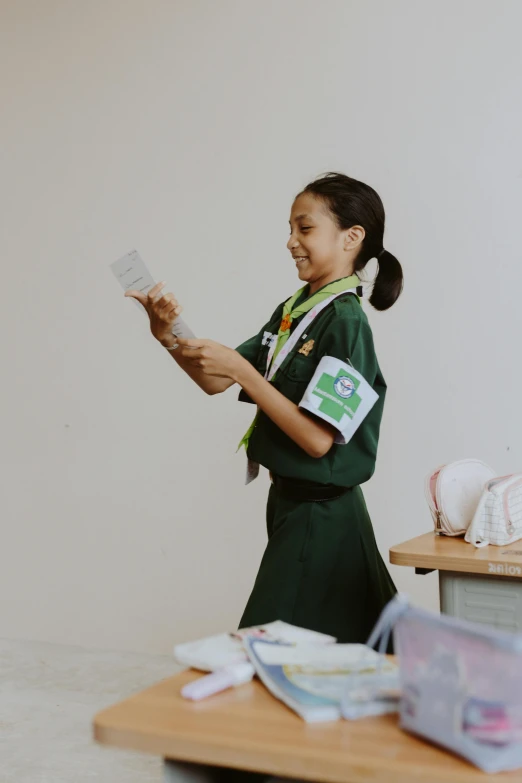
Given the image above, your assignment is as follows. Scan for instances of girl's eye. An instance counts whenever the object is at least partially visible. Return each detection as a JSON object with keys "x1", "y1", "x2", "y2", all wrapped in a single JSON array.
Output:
[{"x1": 300, "y1": 227, "x2": 311, "y2": 232}]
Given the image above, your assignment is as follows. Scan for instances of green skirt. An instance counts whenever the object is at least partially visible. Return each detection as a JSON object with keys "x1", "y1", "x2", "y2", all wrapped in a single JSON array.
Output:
[{"x1": 239, "y1": 483, "x2": 396, "y2": 643}]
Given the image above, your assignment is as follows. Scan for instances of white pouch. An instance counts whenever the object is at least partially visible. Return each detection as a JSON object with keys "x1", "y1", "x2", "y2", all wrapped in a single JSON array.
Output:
[
  {"x1": 465, "y1": 474, "x2": 522, "y2": 548},
  {"x1": 371, "y1": 595, "x2": 522, "y2": 773},
  {"x1": 425, "y1": 459, "x2": 496, "y2": 536}
]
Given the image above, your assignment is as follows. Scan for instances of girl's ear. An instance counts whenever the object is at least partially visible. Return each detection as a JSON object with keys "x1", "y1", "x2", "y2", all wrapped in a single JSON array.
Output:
[{"x1": 343, "y1": 225, "x2": 365, "y2": 250}]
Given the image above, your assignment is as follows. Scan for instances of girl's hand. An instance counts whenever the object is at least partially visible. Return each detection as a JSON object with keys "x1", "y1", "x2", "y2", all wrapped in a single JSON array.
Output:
[
  {"x1": 177, "y1": 338, "x2": 245, "y2": 381},
  {"x1": 125, "y1": 282, "x2": 182, "y2": 347}
]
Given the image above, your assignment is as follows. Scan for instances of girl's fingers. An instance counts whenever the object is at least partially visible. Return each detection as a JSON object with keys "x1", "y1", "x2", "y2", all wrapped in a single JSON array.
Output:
[
  {"x1": 165, "y1": 304, "x2": 179, "y2": 320},
  {"x1": 181, "y1": 346, "x2": 201, "y2": 359},
  {"x1": 147, "y1": 282, "x2": 166, "y2": 304},
  {"x1": 157, "y1": 294, "x2": 176, "y2": 311},
  {"x1": 124, "y1": 290, "x2": 147, "y2": 305},
  {"x1": 177, "y1": 338, "x2": 205, "y2": 349}
]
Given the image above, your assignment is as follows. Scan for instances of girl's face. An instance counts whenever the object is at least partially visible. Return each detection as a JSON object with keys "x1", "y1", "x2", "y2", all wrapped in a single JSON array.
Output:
[{"x1": 287, "y1": 192, "x2": 363, "y2": 293}]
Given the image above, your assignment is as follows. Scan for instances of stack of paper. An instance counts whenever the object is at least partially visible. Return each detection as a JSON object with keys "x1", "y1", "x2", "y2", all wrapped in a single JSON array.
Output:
[
  {"x1": 173, "y1": 620, "x2": 336, "y2": 672},
  {"x1": 244, "y1": 638, "x2": 400, "y2": 723}
]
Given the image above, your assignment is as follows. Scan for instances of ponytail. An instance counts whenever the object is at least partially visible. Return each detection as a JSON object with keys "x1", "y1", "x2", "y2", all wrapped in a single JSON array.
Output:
[{"x1": 368, "y1": 249, "x2": 404, "y2": 311}]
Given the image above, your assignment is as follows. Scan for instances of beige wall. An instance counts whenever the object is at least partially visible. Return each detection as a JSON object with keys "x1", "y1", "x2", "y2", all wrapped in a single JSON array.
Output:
[{"x1": 1, "y1": 0, "x2": 521, "y2": 653}]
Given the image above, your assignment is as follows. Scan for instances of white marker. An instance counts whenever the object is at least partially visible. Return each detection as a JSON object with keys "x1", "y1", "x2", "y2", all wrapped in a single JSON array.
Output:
[{"x1": 181, "y1": 662, "x2": 255, "y2": 701}]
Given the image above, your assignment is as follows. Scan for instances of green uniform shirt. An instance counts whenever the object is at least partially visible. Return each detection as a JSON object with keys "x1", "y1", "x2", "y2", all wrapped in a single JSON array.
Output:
[{"x1": 236, "y1": 289, "x2": 386, "y2": 488}]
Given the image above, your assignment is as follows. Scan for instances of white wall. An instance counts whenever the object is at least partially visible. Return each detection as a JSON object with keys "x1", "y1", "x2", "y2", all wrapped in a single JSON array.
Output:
[{"x1": 1, "y1": 0, "x2": 521, "y2": 654}]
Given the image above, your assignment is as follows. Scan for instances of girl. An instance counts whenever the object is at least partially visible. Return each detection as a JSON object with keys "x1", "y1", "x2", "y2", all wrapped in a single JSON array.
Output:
[{"x1": 127, "y1": 173, "x2": 403, "y2": 643}]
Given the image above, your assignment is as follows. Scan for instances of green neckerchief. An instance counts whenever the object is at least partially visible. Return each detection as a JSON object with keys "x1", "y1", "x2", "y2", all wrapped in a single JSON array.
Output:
[
  {"x1": 270, "y1": 275, "x2": 360, "y2": 372},
  {"x1": 238, "y1": 274, "x2": 360, "y2": 453}
]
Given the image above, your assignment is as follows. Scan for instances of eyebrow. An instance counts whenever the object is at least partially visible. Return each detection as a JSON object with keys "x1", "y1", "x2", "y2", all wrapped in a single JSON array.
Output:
[{"x1": 289, "y1": 213, "x2": 314, "y2": 224}]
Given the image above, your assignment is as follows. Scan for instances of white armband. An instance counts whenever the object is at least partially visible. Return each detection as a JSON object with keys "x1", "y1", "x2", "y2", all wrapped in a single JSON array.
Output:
[{"x1": 298, "y1": 356, "x2": 379, "y2": 445}]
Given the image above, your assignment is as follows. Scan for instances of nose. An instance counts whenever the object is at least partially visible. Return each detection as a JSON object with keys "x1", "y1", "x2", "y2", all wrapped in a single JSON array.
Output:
[{"x1": 287, "y1": 231, "x2": 299, "y2": 251}]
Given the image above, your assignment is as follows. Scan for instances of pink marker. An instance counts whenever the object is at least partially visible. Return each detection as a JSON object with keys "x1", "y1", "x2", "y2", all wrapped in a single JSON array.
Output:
[{"x1": 181, "y1": 662, "x2": 255, "y2": 701}]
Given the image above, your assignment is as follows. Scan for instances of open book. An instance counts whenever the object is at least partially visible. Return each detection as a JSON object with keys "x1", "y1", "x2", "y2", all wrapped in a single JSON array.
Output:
[{"x1": 244, "y1": 638, "x2": 399, "y2": 723}]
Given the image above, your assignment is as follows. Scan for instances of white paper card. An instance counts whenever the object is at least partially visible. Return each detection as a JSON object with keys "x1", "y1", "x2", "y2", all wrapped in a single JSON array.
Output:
[
  {"x1": 111, "y1": 249, "x2": 156, "y2": 304},
  {"x1": 110, "y1": 250, "x2": 195, "y2": 341}
]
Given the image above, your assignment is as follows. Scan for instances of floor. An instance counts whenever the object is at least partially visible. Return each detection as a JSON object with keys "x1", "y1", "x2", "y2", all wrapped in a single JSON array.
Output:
[{"x1": 0, "y1": 637, "x2": 182, "y2": 783}]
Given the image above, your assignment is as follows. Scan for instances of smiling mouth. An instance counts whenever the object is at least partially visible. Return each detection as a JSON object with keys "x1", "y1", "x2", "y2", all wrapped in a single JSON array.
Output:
[{"x1": 293, "y1": 256, "x2": 309, "y2": 265}]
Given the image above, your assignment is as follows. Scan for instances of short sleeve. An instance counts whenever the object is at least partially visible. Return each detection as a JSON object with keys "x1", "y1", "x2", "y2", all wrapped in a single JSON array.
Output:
[
  {"x1": 236, "y1": 332, "x2": 263, "y2": 366},
  {"x1": 300, "y1": 299, "x2": 386, "y2": 460},
  {"x1": 235, "y1": 303, "x2": 283, "y2": 367},
  {"x1": 318, "y1": 299, "x2": 381, "y2": 388},
  {"x1": 235, "y1": 332, "x2": 265, "y2": 404},
  {"x1": 235, "y1": 303, "x2": 283, "y2": 403}
]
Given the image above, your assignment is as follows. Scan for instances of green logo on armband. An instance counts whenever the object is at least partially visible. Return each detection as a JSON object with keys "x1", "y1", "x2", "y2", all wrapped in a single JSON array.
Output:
[{"x1": 312, "y1": 372, "x2": 362, "y2": 422}]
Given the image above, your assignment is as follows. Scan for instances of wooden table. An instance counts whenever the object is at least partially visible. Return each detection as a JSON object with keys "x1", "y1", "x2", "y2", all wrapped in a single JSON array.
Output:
[
  {"x1": 93, "y1": 668, "x2": 522, "y2": 782},
  {"x1": 390, "y1": 532, "x2": 522, "y2": 631}
]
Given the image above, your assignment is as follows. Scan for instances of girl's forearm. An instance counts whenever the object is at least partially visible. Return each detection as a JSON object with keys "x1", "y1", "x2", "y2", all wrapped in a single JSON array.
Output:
[
  {"x1": 168, "y1": 347, "x2": 234, "y2": 395},
  {"x1": 235, "y1": 362, "x2": 335, "y2": 458}
]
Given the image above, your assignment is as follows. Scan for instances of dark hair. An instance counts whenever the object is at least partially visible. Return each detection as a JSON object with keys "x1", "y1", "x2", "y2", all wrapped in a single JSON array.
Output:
[{"x1": 302, "y1": 172, "x2": 403, "y2": 311}]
